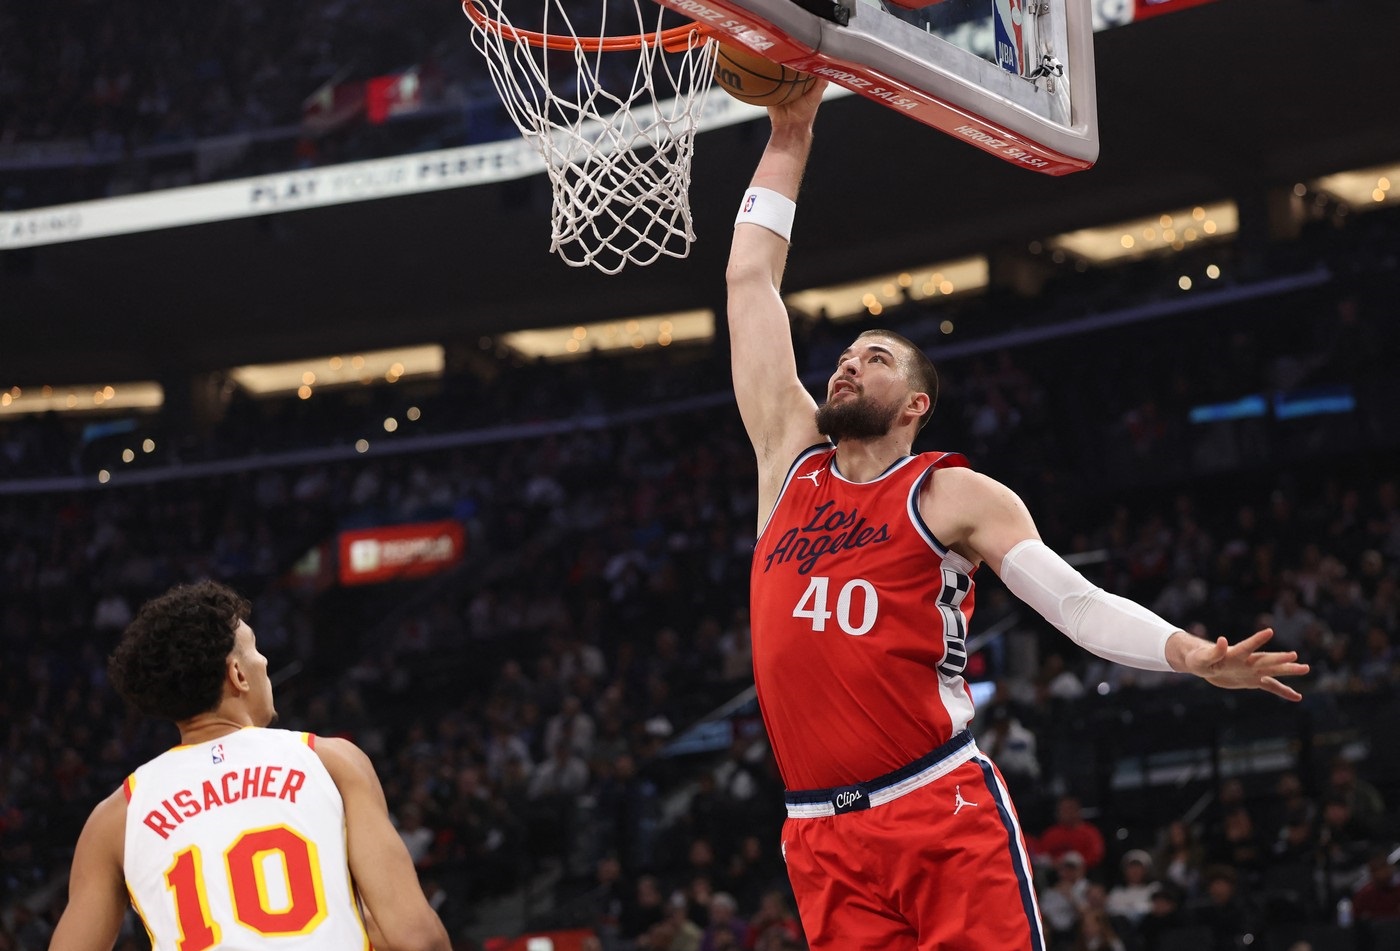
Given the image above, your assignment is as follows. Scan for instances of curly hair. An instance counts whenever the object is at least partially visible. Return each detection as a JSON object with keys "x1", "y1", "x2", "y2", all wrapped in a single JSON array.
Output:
[{"x1": 108, "y1": 580, "x2": 251, "y2": 722}]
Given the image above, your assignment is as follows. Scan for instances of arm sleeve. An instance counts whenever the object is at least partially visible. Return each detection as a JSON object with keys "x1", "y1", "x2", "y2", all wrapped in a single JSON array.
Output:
[{"x1": 998, "y1": 539, "x2": 1178, "y2": 672}]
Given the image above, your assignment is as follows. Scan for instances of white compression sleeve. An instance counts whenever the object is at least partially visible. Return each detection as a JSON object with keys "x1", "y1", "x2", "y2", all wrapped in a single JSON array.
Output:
[{"x1": 998, "y1": 539, "x2": 1178, "y2": 672}]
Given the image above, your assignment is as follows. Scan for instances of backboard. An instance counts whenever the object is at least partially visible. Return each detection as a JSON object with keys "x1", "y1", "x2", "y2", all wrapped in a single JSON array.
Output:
[{"x1": 655, "y1": 0, "x2": 1099, "y2": 174}]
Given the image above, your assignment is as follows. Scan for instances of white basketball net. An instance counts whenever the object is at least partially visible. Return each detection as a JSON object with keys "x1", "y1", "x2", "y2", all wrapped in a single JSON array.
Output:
[{"x1": 463, "y1": 0, "x2": 718, "y2": 274}]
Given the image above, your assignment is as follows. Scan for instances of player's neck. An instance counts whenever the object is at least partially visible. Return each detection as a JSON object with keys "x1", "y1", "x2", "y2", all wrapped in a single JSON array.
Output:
[
  {"x1": 177, "y1": 709, "x2": 257, "y2": 746},
  {"x1": 833, "y1": 436, "x2": 912, "y2": 483}
]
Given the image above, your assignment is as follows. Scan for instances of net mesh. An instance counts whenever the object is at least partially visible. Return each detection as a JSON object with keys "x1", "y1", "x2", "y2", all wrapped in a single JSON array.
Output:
[{"x1": 463, "y1": 0, "x2": 718, "y2": 274}]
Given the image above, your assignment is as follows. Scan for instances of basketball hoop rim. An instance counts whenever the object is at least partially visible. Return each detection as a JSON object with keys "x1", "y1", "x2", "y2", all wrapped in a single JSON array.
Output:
[{"x1": 462, "y1": 0, "x2": 712, "y2": 53}]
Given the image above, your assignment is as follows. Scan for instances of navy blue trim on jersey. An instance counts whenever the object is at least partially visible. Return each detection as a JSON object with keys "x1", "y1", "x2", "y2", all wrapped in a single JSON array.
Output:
[
  {"x1": 975, "y1": 757, "x2": 1046, "y2": 951},
  {"x1": 829, "y1": 452, "x2": 918, "y2": 484},
  {"x1": 783, "y1": 730, "x2": 974, "y2": 809},
  {"x1": 907, "y1": 452, "x2": 969, "y2": 555}
]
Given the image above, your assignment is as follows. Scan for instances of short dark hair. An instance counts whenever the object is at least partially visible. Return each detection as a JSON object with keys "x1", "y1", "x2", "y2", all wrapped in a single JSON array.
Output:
[
  {"x1": 855, "y1": 329, "x2": 939, "y2": 430},
  {"x1": 109, "y1": 580, "x2": 251, "y2": 722}
]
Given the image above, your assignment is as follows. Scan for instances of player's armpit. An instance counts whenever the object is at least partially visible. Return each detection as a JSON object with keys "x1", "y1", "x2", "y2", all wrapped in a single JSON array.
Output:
[
  {"x1": 315, "y1": 737, "x2": 450, "y2": 951},
  {"x1": 49, "y1": 789, "x2": 129, "y2": 951},
  {"x1": 920, "y1": 466, "x2": 1040, "y2": 571}
]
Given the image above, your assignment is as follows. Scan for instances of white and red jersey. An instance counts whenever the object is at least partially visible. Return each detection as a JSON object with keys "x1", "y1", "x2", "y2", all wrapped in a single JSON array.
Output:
[
  {"x1": 750, "y1": 445, "x2": 978, "y2": 790},
  {"x1": 122, "y1": 728, "x2": 369, "y2": 951}
]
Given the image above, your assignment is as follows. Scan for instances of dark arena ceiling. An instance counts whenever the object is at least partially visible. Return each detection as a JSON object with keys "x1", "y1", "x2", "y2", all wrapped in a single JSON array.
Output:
[{"x1": 2, "y1": 0, "x2": 1396, "y2": 384}]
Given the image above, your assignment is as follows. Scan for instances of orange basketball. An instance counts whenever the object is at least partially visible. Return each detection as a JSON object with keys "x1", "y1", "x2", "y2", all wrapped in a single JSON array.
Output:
[{"x1": 712, "y1": 42, "x2": 817, "y2": 108}]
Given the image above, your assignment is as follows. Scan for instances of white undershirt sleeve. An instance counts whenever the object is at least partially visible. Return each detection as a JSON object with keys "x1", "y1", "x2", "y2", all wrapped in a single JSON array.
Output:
[{"x1": 998, "y1": 539, "x2": 1178, "y2": 672}]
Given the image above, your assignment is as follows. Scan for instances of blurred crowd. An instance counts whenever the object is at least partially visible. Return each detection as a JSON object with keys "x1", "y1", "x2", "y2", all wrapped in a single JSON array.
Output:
[
  {"x1": 0, "y1": 0, "x2": 698, "y2": 210},
  {"x1": 2, "y1": 189, "x2": 1399, "y2": 951},
  {"x1": 1, "y1": 338, "x2": 1398, "y2": 951}
]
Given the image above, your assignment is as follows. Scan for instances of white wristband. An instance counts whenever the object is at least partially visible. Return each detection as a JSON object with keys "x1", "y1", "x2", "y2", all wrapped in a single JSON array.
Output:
[{"x1": 734, "y1": 187, "x2": 795, "y2": 242}]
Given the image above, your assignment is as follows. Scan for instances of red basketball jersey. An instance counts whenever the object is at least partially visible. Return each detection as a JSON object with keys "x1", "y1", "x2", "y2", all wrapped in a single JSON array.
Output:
[{"x1": 750, "y1": 445, "x2": 978, "y2": 790}]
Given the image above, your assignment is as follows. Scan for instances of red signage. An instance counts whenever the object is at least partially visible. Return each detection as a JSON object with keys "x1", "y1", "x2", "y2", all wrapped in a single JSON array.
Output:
[
  {"x1": 301, "y1": 79, "x2": 364, "y2": 134},
  {"x1": 337, "y1": 520, "x2": 465, "y2": 586},
  {"x1": 366, "y1": 70, "x2": 424, "y2": 125},
  {"x1": 1133, "y1": 0, "x2": 1217, "y2": 20}
]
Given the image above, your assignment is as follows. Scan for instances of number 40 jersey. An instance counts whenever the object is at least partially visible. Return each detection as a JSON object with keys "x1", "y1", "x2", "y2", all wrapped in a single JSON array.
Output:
[
  {"x1": 123, "y1": 728, "x2": 370, "y2": 951},
  {"x1": 750, "y1": 446, "x2": 979, "y2": 792}
]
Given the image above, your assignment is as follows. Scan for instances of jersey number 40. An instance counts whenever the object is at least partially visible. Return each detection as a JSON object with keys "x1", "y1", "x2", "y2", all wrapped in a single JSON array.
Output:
[{"x1": 790, "y1": 571, "x2": 971, "y2": 675}]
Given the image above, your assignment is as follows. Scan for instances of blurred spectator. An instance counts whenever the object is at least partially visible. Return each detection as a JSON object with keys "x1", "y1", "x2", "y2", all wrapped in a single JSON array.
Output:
[
  {"x1": 1038, "y1": 796, "x2": 1106, "y2": 870},
  {"x1": 978, "y1": 702, "x2": 1040, "y2": 802},
  {"x1": 1039, "y1": 850, "x2": 1090, "y2": 945},
  {"x1": 1190, "y1": 865, "x2": 1258, "y2": 951},
  {"x1": 743, "y1": 890, "x2": 801, "y2": 951},
  {"x1": 1154, "y1": 820, "x2": 1205, "y2": 897},
  {"x1": 1352, "y1": 848, "x2": 1400, "y2": 921},
  {"x1": 1104, "y1": 850, "x2": 1158, "y2": 925},
  {"x1": 1136, "y1": 882, "x2": 1188, "y2": 951},
  {"x1": 699, "y1": 892, "x2": 747, "y2": 951},
  {"x1": 1325, "y1": 756, "x2": 1388, "y2": 838},
  {"x1": 1071, "y1": 908, "x2": 1125, "y2": 951}
]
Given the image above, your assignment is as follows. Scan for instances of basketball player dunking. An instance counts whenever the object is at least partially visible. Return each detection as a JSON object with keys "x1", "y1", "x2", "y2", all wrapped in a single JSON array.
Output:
[
  {"x1": 49, "y1": 581, "x2": 449, "y2": 951},
  {"x1": 727, "y1": 82, "x2": 1310, "y2": 950}
]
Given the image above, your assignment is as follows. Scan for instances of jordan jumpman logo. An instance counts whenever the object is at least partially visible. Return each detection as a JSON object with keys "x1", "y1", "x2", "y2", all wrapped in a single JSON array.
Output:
[
  {"x1": 798, "y1": 468, "x2": 822, "y2": 486},
  {"x1": 953, "y1": 785, "x2": 978, "y2": 814}
]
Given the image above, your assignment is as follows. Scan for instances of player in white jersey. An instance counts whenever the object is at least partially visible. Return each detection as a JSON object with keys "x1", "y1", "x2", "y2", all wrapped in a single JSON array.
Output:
[{"x1": 49, "y1": 580, "x2": 449, "y2": 951}]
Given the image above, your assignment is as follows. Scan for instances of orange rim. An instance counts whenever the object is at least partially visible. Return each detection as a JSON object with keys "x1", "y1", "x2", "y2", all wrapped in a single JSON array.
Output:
[{"x1": 462, "y1": 0, "x2": 713, "y2": 53}]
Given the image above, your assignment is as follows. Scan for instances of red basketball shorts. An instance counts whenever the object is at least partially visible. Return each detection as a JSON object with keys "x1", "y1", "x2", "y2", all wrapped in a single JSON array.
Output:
[{"x1": 780, "y1": 733, "x2": 1045, "y2": 950}]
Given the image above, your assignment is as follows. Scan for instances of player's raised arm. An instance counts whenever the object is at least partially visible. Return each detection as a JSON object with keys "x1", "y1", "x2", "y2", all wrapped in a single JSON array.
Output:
[
  {"x1": 315, "y1": 737, "x2": 450, "y2": 951},
  {"x1": 726, "y1": 82, "x2": 828, "y2": 479}
]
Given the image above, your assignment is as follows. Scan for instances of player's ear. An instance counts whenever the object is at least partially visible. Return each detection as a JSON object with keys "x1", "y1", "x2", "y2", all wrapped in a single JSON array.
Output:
[
  {"x1": 906, "y1": 390, "x2": 930, "y2": 422},
  {"x1": 226, "y1": 651, "x2": 251, "y2": 696}
]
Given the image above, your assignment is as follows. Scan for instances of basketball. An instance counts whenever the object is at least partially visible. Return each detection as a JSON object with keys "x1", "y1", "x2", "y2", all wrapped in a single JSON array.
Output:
[{"x1": 712, "y1": 42, "x2": 817, "y2": 108}]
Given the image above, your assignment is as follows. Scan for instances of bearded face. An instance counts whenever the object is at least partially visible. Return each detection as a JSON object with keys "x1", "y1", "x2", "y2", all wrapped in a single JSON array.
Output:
[{"x1": 814, "y1": 388, "x2": 903, "y2": 441}]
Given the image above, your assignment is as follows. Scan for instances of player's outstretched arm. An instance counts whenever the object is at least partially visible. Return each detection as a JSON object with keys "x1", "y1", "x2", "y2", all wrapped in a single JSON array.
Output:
[
  {"x1": 316, "y1": 737, "x2": 451, "y2": 951},
  {"x1": 926, "y1": 467, "x2": 1309, "y2": 700},
  {"x1": 727, "y1": 81, "x2": 828, "y2": 481},
  {"x1": 48, "y1": 790, "x2": 128, "y2": 951}
]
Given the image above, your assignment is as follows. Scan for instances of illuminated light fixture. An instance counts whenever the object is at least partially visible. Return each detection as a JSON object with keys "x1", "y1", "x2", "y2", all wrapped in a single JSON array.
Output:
[
  {"x1": 1178, "y1": 276, "x2": 1193, "y2": 290},
  {"x1": 383, "y1": 418, "x2": 398, "y2": 432},
  {"x1": 98, "y1": 470, "x2": 111, "y2": 484},
  {"x1": 143, "y1": 438, "x2": 156, "y2": 452},
  {"x1": 784, "y1": 256, "x2": 988, "y2": 321},
  {"x1": 1046, "y1": 202, "x2": 1237, "y2": 264},
  {"x1": 499, "y1": 309, "x2": 714, "y2": 361},
  {"x1": 121, "y1": 449, "x2": 135, "y2": 463},
  {"x1": 1206, "y1": 264, "x2": 1221, "y2": 279},
  {"x1": 1312, "y1": 162, "x2": 1400, "y2": 210},
  {"x1": 406, "y1": 406, "x2": 422, "y2": 421},
  {"x1": 0, "y1": 381, "x2": 163, "y2": 417},
  {"x1": 355, "y1": 439, "x2": 369, "y2": 453},
  {"x1": 230, "y1": 344, "x2": 444, "y2": 396}
]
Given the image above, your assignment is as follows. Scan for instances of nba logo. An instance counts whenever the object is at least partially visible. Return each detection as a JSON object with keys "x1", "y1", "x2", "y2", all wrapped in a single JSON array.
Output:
[
  {"x1": 992, "y1": 0, "x2": 1025, "y2": 75},
  {"x1": 211, "y1": 744, "x2": 224, "y2": 765},
  {"x1": 744, "y1": 194, "x2": 757, "y2": 213}
]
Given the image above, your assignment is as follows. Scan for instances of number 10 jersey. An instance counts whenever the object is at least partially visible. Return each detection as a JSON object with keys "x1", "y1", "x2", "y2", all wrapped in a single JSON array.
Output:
[
  {"x1": 750, "y1": 445, "x2": 978, "y2": 792},
  {"x1": 123, "y1": 727, "x2": 369, "y2": 951}
]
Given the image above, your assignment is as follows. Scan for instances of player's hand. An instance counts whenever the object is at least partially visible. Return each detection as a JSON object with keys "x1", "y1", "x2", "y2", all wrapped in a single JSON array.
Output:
[
  {"x1": 1170, "y1": 628, "x2": 1310, "y2": 701},
  {"x1": 768, "y1": 78, "x2": 828, "y2": 133}
]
